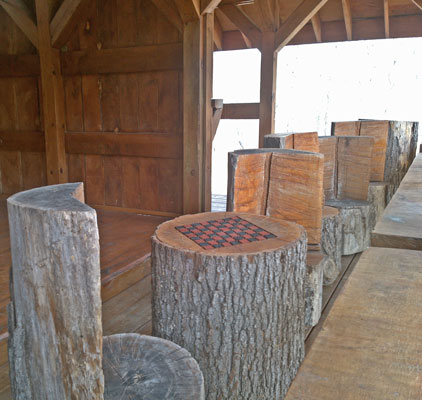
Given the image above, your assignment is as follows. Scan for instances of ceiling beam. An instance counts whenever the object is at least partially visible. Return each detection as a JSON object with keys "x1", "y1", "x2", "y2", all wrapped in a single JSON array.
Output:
[
  {"x1": 411, "y1": 0, "x2": 422, "y2": 10},
  {"x1": 201, "y1": 0, "x2": 222, "y2": 14},
  {"x1": 384, "y1": 0, "x2": 389, "y2": 38},
  {"x1": 149, "y1": 0, "x2": 183, "y2": 32},
  {"x1": 219, "y1": 4, "x2": 262, "y2": 48},
  {"x1": 0, "y1": 0, "x2": 38, "y2": 48},
  {"x1": 258, "y1": 0, "x2": 280, "y2": 31},
  {"x1": 50, "y1": 0, "x2": 91, "y2": 48},
  {"x1": 275, "y1": 0, "x2": 328, "y2": 52},
  {"x1": 173, "y1": 0, "x2": 201, "y2": 23},
  {"x1": 214, "y1": 14, "x2": 223, "y2": 49},
  {"x1": 311, "y1": 13, "x2": 322, "y2": 42},
  {"x1": 341, "y1": 0, "x2": 352, "y2": 40},
  {"x1": 220, "y1": 0, "x2": 254, "y2": 4}
]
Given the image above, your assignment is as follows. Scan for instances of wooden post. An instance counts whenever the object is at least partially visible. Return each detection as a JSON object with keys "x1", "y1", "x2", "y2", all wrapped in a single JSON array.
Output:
[
  {"x1": 7, "y1": 183, "x2": 103, "y2": 399},
  {"x1": 259, "y1": 32, "x2": 277, "y2": 148},
  {"x1": 152, "y1": 212, "x2": 306, "y2": 399},
  {"x1": 35, "y1": 0, "x2": 68, "y2": 184},
  {"x1": 103, "y1": 334, "x2": 205, "y2": 399}
]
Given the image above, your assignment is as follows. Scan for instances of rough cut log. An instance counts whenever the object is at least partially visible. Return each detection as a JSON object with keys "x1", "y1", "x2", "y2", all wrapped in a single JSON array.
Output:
[
  {"x1": 305, "y1": 251, "x2": 324, "y2": 327},
  {"x1": 321, "y1": 206, "x2": 342, "y2": 285},
  {"x1": 326, "y1": 199, "x2": 371, "y2": 255},
  {"x1": 264, "y1": 131, "x2": 319, "y2": 152},
  {"x1": 318, "y1": 136, "x2": 337, "y2": 201},
  {"x1": 103, "y1": 334, "x2": 204, "y2": 400},
  {"x1": 152, "y1": 212, "x2": 307, "y2": 399},
  {"x1": 7, "y1": 183, "x2": 104, "y2": 399},
  {"x1": 367, "y1": 181, "x2": 388, "y2": 231}
]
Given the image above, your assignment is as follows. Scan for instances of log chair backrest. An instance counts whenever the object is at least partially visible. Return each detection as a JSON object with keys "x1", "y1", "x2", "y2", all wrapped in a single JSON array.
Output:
[
  {"x1": 264, "y1": 132, "x2": 319, "y2": 153},
  {"x1": 318, "y1": 135, "x2": 374, "y2": 201},
  {"x1": 227, "y1": 148, "x2": 324, "y2": 245}
]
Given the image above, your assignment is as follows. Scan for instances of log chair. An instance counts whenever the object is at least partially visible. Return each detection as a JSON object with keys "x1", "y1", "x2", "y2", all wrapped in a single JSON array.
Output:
[
  {"x1": 227, "y1": 148, "x2": 325, "y2": 327},
  {"x1": 7, "y1": 183, "x2": 204, "y2": 400}
]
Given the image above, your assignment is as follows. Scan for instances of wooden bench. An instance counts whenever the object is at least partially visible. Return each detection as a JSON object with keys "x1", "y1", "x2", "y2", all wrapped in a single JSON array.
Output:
[
  {"x1": 371, "y1": 153, "x2": 422, "y2": 250},
  {"x1": 285, "y1": 247, "x2": 422, "y2": 399}
]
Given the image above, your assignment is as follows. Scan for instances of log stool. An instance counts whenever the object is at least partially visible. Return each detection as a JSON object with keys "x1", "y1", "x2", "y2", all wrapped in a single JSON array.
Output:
[
  {"x1": 151, "y1": 212, "x2": 307, "y2": 400},
  {"x1": 367, "y1": 181, "x2": 388, "y2": 231},
  {"x1": 264, "y1": 131, "x2": 319, "y2": 152},
  {"x1": 103, "y1": 334, "x2": 204, "y2": 399}
]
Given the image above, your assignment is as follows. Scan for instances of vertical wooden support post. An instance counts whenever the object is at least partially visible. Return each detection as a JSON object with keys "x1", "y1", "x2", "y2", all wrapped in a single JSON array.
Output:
[
  {"x1": 7, "y1": 183, "x2": 104, "y2": 399},
  {"x1": 202, "y1": 13, "x2": 214, "y2": 212},
  {"x1": 35, "y1": 0, "x2": 68, "y2": 184},
  {"x1": 259, "y1": 32, "x2": 277, "y2": 148},
  {"x1": 183, "y1": 18, "x2": 204, "y2": 214}
]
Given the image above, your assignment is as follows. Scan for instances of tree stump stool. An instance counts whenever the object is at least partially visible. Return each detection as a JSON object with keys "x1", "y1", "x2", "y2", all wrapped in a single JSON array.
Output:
[
  {"x1": 103, "y1": 334, "x2": 204, "y2": 399},
  {"x1": 326, "y1": 199, "x2": 371, "y2": 255},
  {"x1": 151, "y1": 212, "x2": 307, "y2": 400},
  {"x1": 321, "y1": 206, "x2": 342, "y2": 285},
  {"x1": 367, "y1": 182, "x2": 389, "y2": 231},
  {"x1": 305, "y1": 251, "x2": 324, "y2": 327}
]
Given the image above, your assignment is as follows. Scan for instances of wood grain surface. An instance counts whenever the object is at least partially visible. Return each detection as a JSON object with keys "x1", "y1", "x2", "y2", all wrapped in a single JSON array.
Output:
[{"x1": 286, "y1": 247, "x2": 422, "y2": 400}]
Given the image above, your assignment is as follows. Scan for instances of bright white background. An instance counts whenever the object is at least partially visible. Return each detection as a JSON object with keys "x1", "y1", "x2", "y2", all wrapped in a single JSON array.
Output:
[{"x1": 212, "y1": 38, "x2": 422, "y2": 195}]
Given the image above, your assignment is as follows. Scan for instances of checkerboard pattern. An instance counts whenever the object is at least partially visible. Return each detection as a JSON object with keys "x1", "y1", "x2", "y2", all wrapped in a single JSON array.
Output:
[{"x1": 175, "y1": 216, "x2": 276, "y2": 250}]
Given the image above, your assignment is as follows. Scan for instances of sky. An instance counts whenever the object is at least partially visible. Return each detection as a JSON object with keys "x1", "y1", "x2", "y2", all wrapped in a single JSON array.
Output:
[{"x1": 212, "y1": 37, "x2": 422, "y2": 194}]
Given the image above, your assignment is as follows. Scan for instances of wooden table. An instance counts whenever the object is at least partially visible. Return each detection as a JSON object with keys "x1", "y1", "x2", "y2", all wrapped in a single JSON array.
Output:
[{"x1": 151, "y1": 211, "x2": 307, "y2": 400}]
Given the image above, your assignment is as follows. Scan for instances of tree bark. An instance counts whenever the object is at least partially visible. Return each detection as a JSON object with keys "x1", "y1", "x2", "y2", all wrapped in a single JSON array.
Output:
[
  {"x1": 7, "y1": 183, "x2": 104, "y2": 399},
  {"x1": 367, "y1": 182, "x2": 388, "y2": 231},
  {"x1": 305, "y1": 251, "x2": 324, "y2": 327},
  {"x1": 103, "y1": 334, "x2": 204, "y2": 400},
  {"x1": 321, "y1": 206, "x2": 342, "y2": 285},
  {"x1": 151, "y1": 213, "x2": 307, "y2": 399},
  {"x1": 326, "y1": 199, "x2": 371, "y2": 255}
]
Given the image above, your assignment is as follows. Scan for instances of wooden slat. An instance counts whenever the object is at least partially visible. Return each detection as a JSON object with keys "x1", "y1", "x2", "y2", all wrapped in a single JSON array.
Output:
[
  {"x1": 311, "y1": 13, "x2": 322, "y2": 42},
  {"x1": 219, "y1": 4, "x2": 262, "y2": 48},
  {"x1": 35, "y1": 0, "x2": 68, "y2": 184},
  {"x1": 259, "y1": 32, "x2": 276, "y2": 147},
  {"x1": 65, "y1": 132, "x2": 182, "y2": 159},
  {"x1": 384, "y1": 0, "x2": 389, "y2": 38},
  {"x1": 149, "y1": 0, "x2": 183, "y2": 32},
  {"x1": 0, "y1": 131, "x2": 44, "y2": 152},
  {"x1": 0, "y1": 54, "x2": 40, "y2": 77},
  {"x1": 275, "y1": 0, "x2": 329, "y2": 51},
  {"x1": 286, "y1": 247, "x2": 422, "y2": 400},
  {"x1": 372, "y1": 154, "x2": 422, "y2": 250},
  {"x1": 0, "y1": 0, "x2": 38, "y2": 48},
  {"x1": 61, "y1": 44, "x2": 183, "y2": 75},
  {"x1": 221, "y1": 102, "x2": 260, "y2": 119},
  {"x1": 341, "y1": 0, "x2": 352, "y2": 40}
]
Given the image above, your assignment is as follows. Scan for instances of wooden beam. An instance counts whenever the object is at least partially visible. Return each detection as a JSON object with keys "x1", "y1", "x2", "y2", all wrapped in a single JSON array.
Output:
[
  {"x1": 149, "y1": 0, "x2": 183, "y2": 32},
  {"x1": 341, "y1": 0, "x2": 352, "y2": 40},
  {"x1": 240, "y1": 31, "x2": 252, "y2": 47},
  {"x1": 0, "y1": 54, "x2": 40, "y2": 76},
  {"x1": 311, "y1": 13, "x2": 322, "y2": 42},
  {"x1": 174, "y1": 0, "x2": 200, "y2": 23},
  {"x1": 201, "y1": 0, "x2": 222, "y2": 14},
  {"x1": 183, "y1": 18, "x2": 204, "y2": 214},
  {"x1": 61, "y1": 44, "x2": 183, "y2": 75},
  {"x1": 0, "y1": 0, "x2": 38, "y2": 48},
  {"x1": 50, "y1": 0, "x2": 91, "y2": 48},
  {"x1": 220, "y1": 0, "x2": 255, "y2": 4},
  {"x1": 384, "y1": 0, "x2": 389, "y2": 38},
  {"x1": 211, "y1": 99, "x2": 223, "y2": 140},
  {"x1": 259, "y1": 32, "x2": 276, "y2": 147},
  {"x1": 221, "y1": 102, "x2": 259, "y2": 119},
  {"x1": 214, "y1": 14, "x2": 223, "y2": 49},
  {"x1": 0, "y1": 131, "x2": 45, "y2": 152},
  {"x1": 411, "y1": 0, "x2": 422, "y2": 10},
  {"x1": 275, "y1": 0, "x2": 328, "y2": 51},
  {"x1": 35, "y1": 0, "x2": 68, "y2": 184},
  {"x1": 258, "y1": 0, "x2": 279, "y2": 32},
  {"x1": 219, "y1": 4, "x2": 262, "y2": 48}
]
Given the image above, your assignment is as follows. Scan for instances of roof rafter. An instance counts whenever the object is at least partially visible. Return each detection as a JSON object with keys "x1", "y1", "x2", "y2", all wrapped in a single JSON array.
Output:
[
  {"x1": 384, "y1": 0, "x2": 389, "y2": 38},
  {"x1": 311, "y1": 13, "x2": 322, "y2": 42},
  {"x1": 50, "y1": 0, "x2": 92, "y2": 48},
  {"x1": 411, "y1": 0, "x2": 422, "y2": 10},
  {"x1": 275, "y1": 0, "x2": 328, "y2": 52},
  {"x1": 341, "y1": 0, "x2": 352, "y2": 40},
  {"x1": 219, "y1": 3, "x2": 262, "y2": 48},
  {"x1": 173, "y1": 0, "x2": 201, "y2": 23},
  {"x1": 0, "y1": 0, "x2": 38, "y2": 48},
  {"x1": 258, "y1": 0, "x2": 280, "y2": 31},
  {"x1": 149, "y1": 0, "x2": 183, "y2": 32},
  {"x1": 201, "y1": 0, "x2": 222, "y2": 14}
]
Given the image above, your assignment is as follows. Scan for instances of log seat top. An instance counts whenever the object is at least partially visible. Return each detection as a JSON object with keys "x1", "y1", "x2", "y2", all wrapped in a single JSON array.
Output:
[
  {"x1": 155, "y1": 211, "x2": 305, "y2": 256},
  {"x1": 371, "y1": 154, "x2": 422, "y2": 250}
]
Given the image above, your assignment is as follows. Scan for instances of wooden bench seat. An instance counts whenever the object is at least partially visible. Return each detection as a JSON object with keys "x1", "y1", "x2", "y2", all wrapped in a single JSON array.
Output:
[{"x1": 286, "y1": 246, "x2": 422, "y2": 399}]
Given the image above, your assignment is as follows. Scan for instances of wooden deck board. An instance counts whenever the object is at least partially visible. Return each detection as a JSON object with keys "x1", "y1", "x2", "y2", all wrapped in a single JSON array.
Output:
[
  {"x1": 372, "y1": 154, "x2": 422, "y2": 250},
  {"x1": 286, "y1": 247, "x2": 422, "y2": 400}
]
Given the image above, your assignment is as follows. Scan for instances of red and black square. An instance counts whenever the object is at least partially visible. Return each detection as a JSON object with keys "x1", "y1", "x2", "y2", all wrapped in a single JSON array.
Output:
[{"x1": 175, "y1": 216, "x2": 277, "y2": 250}]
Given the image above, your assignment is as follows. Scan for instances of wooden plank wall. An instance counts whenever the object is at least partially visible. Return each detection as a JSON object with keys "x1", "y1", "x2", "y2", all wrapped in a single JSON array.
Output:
[
  {"x1": 0, "y1": 8, "x2": 46, "y2": 195},
  {"x1": 63, "y1": 0, "x2": 183, "y2": 216}
]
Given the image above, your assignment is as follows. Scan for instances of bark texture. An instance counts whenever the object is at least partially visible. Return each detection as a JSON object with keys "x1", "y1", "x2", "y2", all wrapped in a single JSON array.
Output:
[
  {"x1": 151, "y1": 232, "x2": 307, "y2": 400},
  {"x1": 103, "y1": 334, "x2": 204, "y2": 399},
  {"x1": 7, "y1": 183, "x2": 104, "y2": 399},
  {"x1": 384, "y1": 121, "x2": 418, "y2": 199},
  {"x1": 321, "y1": 207, "x2": 342, "y2": 285},
  {"x1": 326, "y1": 199, "x2": 371, "y2": 256},
  {"x1": 367, "y1": 182, "x2": 388, "y2": 231},
  {"x1": 305, "y1": 252, "x2": 324, "y2": 327}
]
